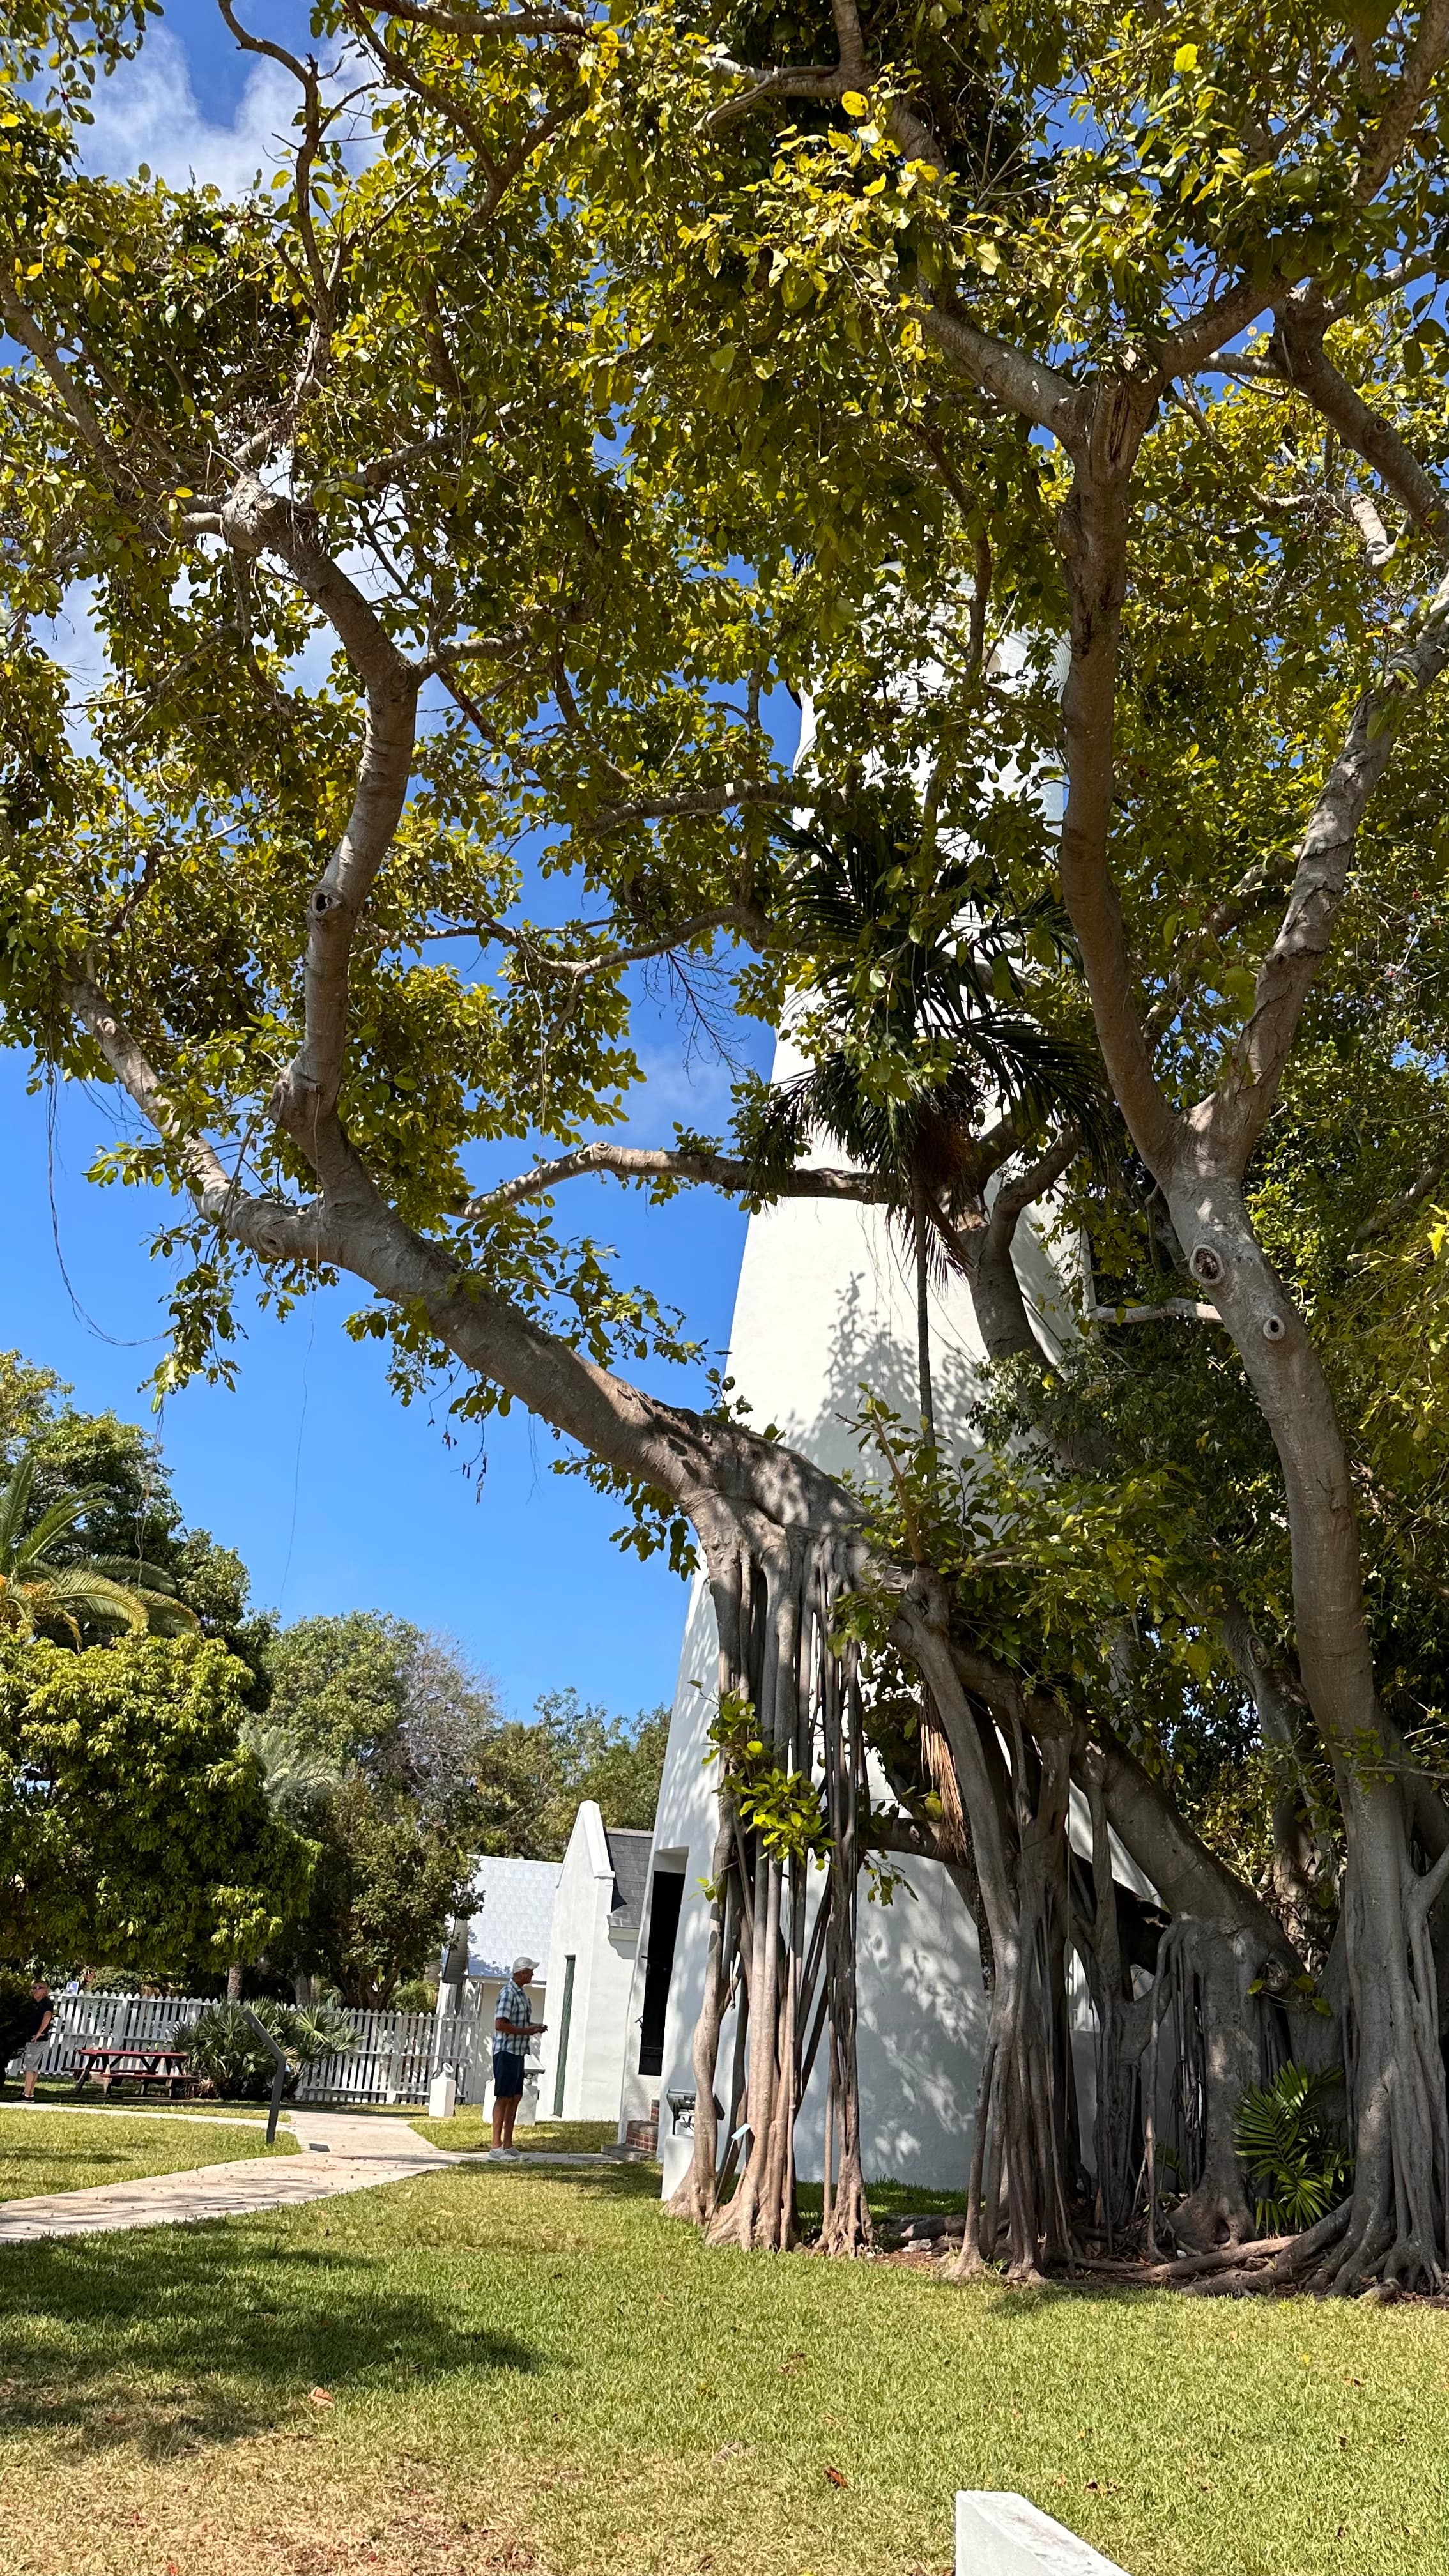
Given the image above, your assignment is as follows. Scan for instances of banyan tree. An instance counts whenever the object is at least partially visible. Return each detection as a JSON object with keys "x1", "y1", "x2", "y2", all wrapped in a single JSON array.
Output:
[{"x1": 10, "y1": 0, "x2": 1449, "y2": 2286}]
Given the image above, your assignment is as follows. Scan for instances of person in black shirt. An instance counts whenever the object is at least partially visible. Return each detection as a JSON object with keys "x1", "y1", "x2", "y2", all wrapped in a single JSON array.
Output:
[{"x1": 16, "y1": 1983, "x2": 52, "y2": 2102}]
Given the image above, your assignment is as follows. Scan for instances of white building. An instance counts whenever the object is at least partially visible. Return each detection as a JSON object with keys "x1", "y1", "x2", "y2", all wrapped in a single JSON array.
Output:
[
  {"x1": 535, "y1": 1801, "x2": 652, "y2": 2123},
  {"x1": 617, "y1": 1034, "x2": 1075, "y2": 2195}
]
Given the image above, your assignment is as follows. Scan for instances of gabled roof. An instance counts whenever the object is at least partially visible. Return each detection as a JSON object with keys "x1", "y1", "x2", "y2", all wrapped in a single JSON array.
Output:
[
  {"x1": 604, "y1": 1827, "x2": 653, "y2": 1932},
  {"x1": 461, "y1": 1854, "x2": 562, "y2": 1978}
]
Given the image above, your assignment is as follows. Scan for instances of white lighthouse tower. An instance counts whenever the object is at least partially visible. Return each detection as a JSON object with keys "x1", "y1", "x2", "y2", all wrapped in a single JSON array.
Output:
[{"x1": 610, "y1": 1031, "x2": 1073, "y2": 2193}]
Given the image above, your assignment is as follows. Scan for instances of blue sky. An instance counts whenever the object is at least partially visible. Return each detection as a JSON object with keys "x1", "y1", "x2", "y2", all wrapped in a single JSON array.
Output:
[{"x1": 0, "y1": 1, "x2": 778, "y2": 1721}]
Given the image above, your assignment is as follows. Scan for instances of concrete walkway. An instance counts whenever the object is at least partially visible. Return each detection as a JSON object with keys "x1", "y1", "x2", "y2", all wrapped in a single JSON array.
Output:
[{"x1": 0, "y1": 2104, "x2": 453, "y2": 2243}]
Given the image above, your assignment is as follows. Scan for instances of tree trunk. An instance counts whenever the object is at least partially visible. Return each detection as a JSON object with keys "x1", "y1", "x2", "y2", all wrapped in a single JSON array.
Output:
[
  {"x1": 1160, "y1": 1170, "x2": 1449, "y2": 2288},
  {"x1": 913, "y1": 1174, "x2": 936, "y2": 1443},
  {"x1": 669, "y1": 1525, "x2": 871, "y2": 2257},
  {"x1": 956, "y1": 1179, "x2": 1305, "y2": 2252},
  {"x1": 227, "y1": 1960, "x2": 243, "y2": 2002},
  {"x1": 900, "y1": 1577, "x2": 1075, "y2": 2280}
]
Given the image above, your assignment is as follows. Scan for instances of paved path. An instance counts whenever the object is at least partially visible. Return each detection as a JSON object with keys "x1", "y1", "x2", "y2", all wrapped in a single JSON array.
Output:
[{"x1": 0, "y1": 2105, "x2": 453, "y2": 2243}]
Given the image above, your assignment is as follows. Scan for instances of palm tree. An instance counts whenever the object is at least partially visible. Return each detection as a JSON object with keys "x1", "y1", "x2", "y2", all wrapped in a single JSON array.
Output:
[
  {"x1": 231, "y1": 1719, "x2": 341, "y2": 2000},
  {"x1": 240, "y1": 1718, "x2": 340, "y2": 1822},
  {"x1": 753, "y1": 791, "x2": 1101, "y2": 1440},
  {"x1": 0, "y1": 1456, "x2": 197, "y2": 1646}
]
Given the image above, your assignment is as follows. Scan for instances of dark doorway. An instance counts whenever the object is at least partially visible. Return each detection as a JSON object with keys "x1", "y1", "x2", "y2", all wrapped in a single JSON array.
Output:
[
  {"x1": 552, "y1": 1954, "x2": 576, "y2": 2117},
  {"x1": 638, "y1": 1871, "x2": 685, "y2": 2078}
]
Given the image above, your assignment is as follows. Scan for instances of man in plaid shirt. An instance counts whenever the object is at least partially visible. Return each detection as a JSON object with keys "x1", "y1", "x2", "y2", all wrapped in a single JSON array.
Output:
[{"x1": 489, "y1": 1956, "x2": 545, "y2": 2159}]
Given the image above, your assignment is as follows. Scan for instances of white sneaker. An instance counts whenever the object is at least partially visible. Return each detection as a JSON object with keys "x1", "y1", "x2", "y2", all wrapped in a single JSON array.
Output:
[{"x1": 488, "y1": 2146, "x2": 522, "y2": 2162}]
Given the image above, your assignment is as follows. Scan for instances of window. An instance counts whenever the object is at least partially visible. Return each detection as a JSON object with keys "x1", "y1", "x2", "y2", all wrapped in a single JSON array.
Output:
[
  {"x1": 637, "y1": 1871, "x2": 684, "y2": 2080},
  {"x1": 553, "y1": 1954, "x2": 576, "y2": 2117}
]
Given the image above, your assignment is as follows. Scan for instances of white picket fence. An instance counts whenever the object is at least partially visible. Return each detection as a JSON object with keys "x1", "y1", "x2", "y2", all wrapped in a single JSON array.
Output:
[{"x1": 16, "y1": 1989, "x2": 499, "y2": 2107}]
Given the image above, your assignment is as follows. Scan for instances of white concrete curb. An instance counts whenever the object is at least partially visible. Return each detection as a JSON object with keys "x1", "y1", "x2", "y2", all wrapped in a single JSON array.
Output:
[{"x1": 956, "y1": 2493, "x2": 1130, "y2": 2576}]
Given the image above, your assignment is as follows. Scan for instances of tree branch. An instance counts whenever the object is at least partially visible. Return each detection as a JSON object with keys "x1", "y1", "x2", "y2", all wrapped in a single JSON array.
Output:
[
  {"x1": 986, "y1": 1124, "x2": 1083, "y2": 1249},
  {"x1": 925, "y1": 298, "x2": 1082, "y2": 440},
  {"x1": 0, "y1": 273, "x2": 126, "y2": 480},
  {"x1": 1055, "y1": 412, "x2": 1181, "y2": 1179},
  {"x1": 63, "y1": 990, "x2": 868, "y2": 1554},
  {"x1": 1268, "y1": 298, "x2": 1449, "y2": 555},
  {"x1": 65, "y1": 977, "x2": 334, "y2": 1264},
  {"x1": 369, "y1": 0, "x2": 586, "y2": 33},
  {"x1": 1203, "y1": 564, "x2": 1449, "y2": 1167},
  {"x1": 1085, "y1": 1299, "x2": 1222, "y2": 1327},
  {"x1": 585, "y1": 780, "x2": 796, "y2": 836},
  {"x1": 445, "y1": 900, "x2": 774, "y2": 977},
  {"x1": 213, "y1": 474, "x2": 423, "y2": 1131},
  {"x1": 462, "y1": 1141, "x2": 888, "y2": 1222},
  {"x1": 1354, "y1": 0, "x2": 1449, "y2": 203}
]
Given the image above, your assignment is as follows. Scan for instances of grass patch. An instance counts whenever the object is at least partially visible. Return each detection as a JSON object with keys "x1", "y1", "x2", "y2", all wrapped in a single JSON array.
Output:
[
  {"x1": 0, "y1": 2158, "x2": 1444, "y2": 2574},
  {"x1": 19, "y1": 2080, "x2": 270, "y2": 2120},
  {"x1": 0, "y1": 2109, "x2": 296, "y2": 2202},
  {"x1": 413, "y1": 2114, "x2": 620, "y2": 2155}
]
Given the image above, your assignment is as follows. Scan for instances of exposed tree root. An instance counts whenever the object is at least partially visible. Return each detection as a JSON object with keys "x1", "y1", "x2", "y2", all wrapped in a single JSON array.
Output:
[{"x1": 674, "y1": 1518, "x2": 873, "y2": 2257}]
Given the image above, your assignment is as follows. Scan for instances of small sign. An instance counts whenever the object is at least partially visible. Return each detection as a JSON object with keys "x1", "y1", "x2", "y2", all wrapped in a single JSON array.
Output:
[{"x1": 956, "y1": 2493, "x2": 1130, "y2": 2576}]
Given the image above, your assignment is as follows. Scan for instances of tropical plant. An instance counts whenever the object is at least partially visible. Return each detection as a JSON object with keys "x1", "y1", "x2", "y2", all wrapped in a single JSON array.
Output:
[
  {"x1": 1234, "y1": 2065, "x2": 1353, "y2": 2235},
  {"x1": 240, "y1": 1718, "x2": 341, "y2": 1823},
  {"x1": 0, "y1": 1457, "x2": 196, "y2": 1646},
  {"x1": 749, "y1": 792, "x2": 1100, "y2": 1434},
  {"x1": 172, "y1": 1996, "x2": 352, "y2": 2101},
  {"x1": 392, "y1": 1977, "x2": 438, "y2": 2014}
]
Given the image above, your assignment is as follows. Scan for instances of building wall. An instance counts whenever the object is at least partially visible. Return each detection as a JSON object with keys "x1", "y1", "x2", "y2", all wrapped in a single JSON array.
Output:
[
  {"x1": 537, "y1": 1800, "x2": 640, "y2": 2124},
  {"x1": 617, "y1": 1114, "x2": 1051, "y2": 2193},
  {"x1": 617, "y1": 670, "x2": 1085, "y2": 2191},
  {"x1": 623, "y1": 1570, "x2": 993, "y2": 2193}
]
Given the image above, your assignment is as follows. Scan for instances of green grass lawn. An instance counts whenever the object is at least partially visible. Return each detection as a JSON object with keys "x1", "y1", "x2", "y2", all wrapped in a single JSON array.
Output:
[
  {"x1": 413, "y1": 2113, "x2": 621, "y2": 2154},
  {"x1": 0, "y1": 2156, "x2": 1445, "y2": 2576},
  {"x1": 19, "y1": 2078, "x2": 271, "y2": 2119},
  {"x1": 0, "y1": 2108, "x2": 296, "y2": 2202}
]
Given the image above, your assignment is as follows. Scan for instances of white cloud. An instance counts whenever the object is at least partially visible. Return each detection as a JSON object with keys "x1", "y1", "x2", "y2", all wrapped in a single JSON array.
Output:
[{"x1": 77, "y1": 26, "x2": 300, "y2": 195}]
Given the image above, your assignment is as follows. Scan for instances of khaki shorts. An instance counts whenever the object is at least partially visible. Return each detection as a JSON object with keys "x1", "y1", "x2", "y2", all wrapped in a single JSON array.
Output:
[{"x1": 21, "y1": 2039, "x2": 47, "y2": 2071}]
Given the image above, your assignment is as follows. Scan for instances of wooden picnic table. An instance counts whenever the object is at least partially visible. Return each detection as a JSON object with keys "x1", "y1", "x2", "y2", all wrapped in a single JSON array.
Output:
[{"x1": 71, "y1": 2044, "x2": 195, "y2": 2099}]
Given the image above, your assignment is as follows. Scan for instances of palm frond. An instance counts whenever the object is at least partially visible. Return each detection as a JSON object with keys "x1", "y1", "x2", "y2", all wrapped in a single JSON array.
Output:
[
  {"x1": 240, "y1": 1717, "x2": 340, "y2": 1818},
  {"x1": 10, "y1": 1481, "x2": 113, "y2": 1572},
  {"x1": 24, "y1": 1569, "x2": 151, "y2": 1635},
  {"x1": 0, "y1": 1460, "x2": 35, "y2": 1564},
  {"x1": 88, "y1": 1555, "x2": 187, "y2": 1596},
  {"x1": 129, "y1": 1589, "x2": 199, "y2": 1636},
  {"x1": 1234, "y1": 2064, "x2": 1352, "y2": 2234}
]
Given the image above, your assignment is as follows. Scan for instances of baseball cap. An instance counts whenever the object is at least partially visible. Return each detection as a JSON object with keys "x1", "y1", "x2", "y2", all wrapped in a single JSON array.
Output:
[{"x1": 512, "y1": 1955, "x2": 539, "y2": 1975}]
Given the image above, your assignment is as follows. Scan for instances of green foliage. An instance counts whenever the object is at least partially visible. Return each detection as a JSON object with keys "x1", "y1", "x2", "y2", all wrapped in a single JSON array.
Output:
[
  {"x1": 707, "y1": 1687, "x2": 828, "y2": 1867},
  {"x1": 1234, "y1": 2064, "x2": 1354, "y2": 2234},
  {"x1": 392, "y1": 1977, "x2": 438, "y2": 2015},
  {"x1": 0, "y1": 1631, "x2": 312, "y2": 1976},
  {"x1": 172, "y1": 1997, "x2": 352, "y2": 2101},
  {"x1": 295, "y1": 1770, "x2": 473, "y2": 2009},
  {"x1": 524, "y1": 1688, "x2": 668, "y2": 1848},
  {"x1": 0, "y1": 1359, "x2": 271, "y2": 1679},
  {"x1": 742, "y1": 789, "x2": 1101, "y2": 1224},
  {"x1": 252, "y1": 1622, "x2": 666, "y2": 1998},
  {"x1": 5, "y1": 0, "x2": 1449, "y2": 2048},
  {"x1": 0, "y1": 1965, "x2": 35, "y2": 2063},
  {"x1": 0, "y1": 1452, "x2": 196, "y2": 1646},
  {"x1": 262, "y1": 1614, "x2": 450, "y2": 1786}
]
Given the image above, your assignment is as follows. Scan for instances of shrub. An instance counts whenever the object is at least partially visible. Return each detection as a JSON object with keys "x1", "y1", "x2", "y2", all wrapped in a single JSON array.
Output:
[
  {"x1": 0, "y1": 1968, "x2": 35, "y2": 2064},
  {"x1": 1234, "y1": 2062, "x2": 1353, "y2": 2232},
  {"x1": 173, "y1": 1997, "x2": 351, "y2": 2100}
]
